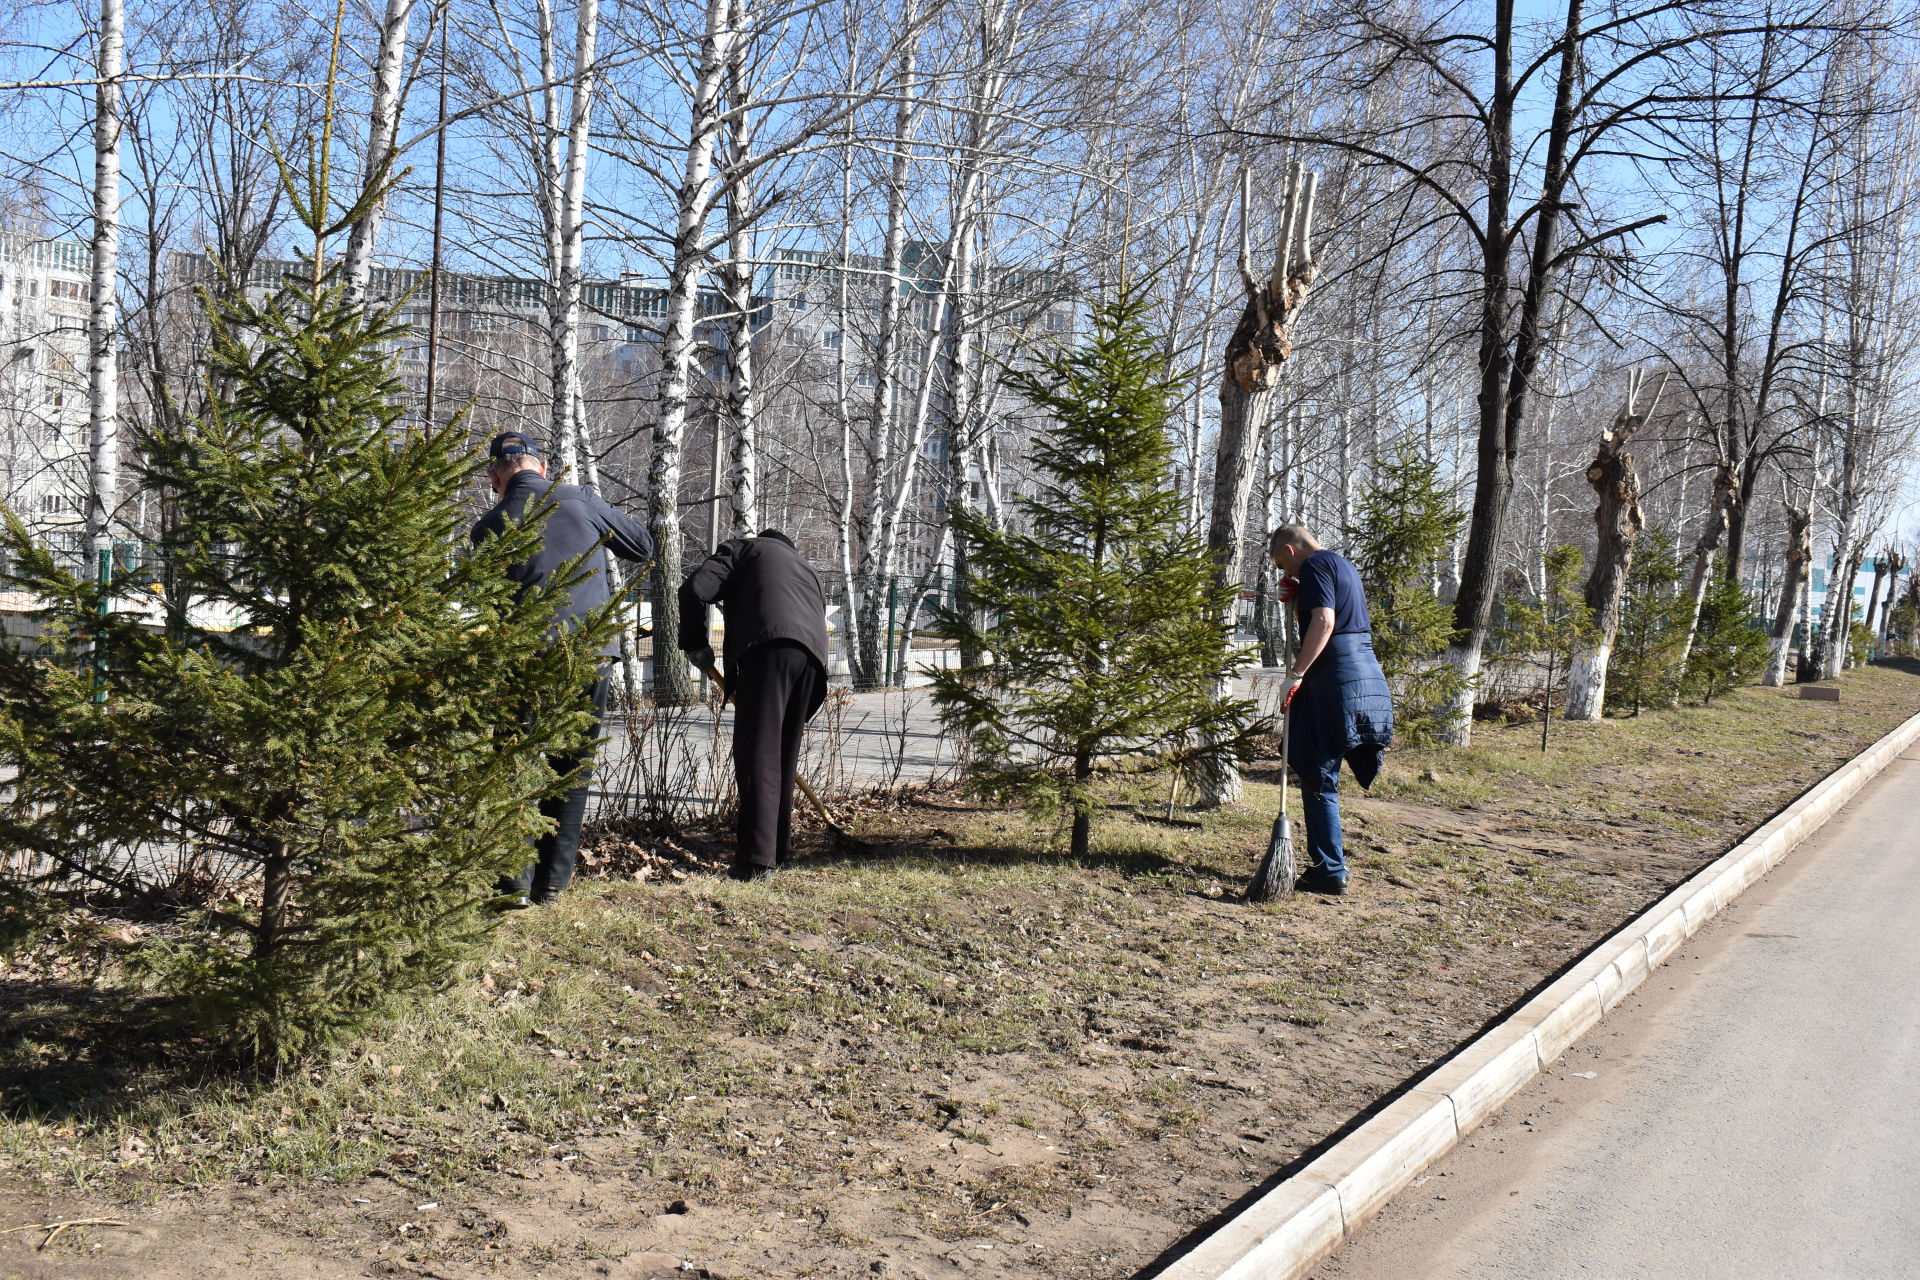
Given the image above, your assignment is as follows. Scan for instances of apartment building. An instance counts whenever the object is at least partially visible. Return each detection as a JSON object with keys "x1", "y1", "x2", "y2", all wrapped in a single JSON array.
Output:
[{"x1": 0, "y1": 232, "x2": 92, "y2": 550}]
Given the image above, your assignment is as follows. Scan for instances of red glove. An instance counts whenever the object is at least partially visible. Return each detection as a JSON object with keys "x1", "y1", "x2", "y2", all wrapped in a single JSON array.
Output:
[
  {"x1": 1276, "y1": 575, "x2": 1300, "y2": 603},
  {"x1": 1281, "y1": 674, "x2": 1304, "y2": 711}
]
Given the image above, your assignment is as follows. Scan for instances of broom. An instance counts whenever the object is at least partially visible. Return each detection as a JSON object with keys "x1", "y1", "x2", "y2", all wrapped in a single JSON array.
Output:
[{"x1": 1246, "y1": 701, "x2": 1298, "y2": 902}]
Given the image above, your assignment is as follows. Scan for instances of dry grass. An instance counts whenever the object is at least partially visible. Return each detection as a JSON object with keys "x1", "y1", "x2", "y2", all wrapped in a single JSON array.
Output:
[{"x1": 0, "y1": 664, "x2": 1915, "y2": 1278}]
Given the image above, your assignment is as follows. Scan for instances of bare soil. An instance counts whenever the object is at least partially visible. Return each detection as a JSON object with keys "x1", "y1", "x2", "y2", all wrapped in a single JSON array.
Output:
[{"x1": 2, "y1": 666, "x2": 1916, "y2": 1280}]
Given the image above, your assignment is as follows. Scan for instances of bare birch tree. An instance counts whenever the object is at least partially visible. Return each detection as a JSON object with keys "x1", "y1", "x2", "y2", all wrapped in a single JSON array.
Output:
[{"x1": 85, "y1": 0, "x2": 125, "y2": 576}]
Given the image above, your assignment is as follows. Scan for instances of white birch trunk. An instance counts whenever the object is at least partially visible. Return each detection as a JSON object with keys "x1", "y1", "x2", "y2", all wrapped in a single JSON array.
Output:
[
  {"x1": 1563, "y1": 643, "x2": 1609, "y2": 718},
  {"x1": 828, "y1": 113, "x2": 860, "y2": 671},
  {"x1": 720, "y1": 202, "x2": 756, "y2": 537},
  {"x1": 850, "y1": 42, "x2": 917, "y2": 686},
  {"x1": 343, "y1": 0, "x2": 420, "y2": 301},
  {"x1": 646, "y1": 0, "x2": 734, "y2": 704},
  {"x1": 722, "y1": 0, "x2": 758, "y2": 537},
  {"x1": 939, "y1": 167, "x2": 987, "y2": 665},
  {"x1": 547, "y1": 0, "x2": 599, "y2": 478},
  {"x1": 1821, "y1": 541, "x2": 1859, "y2": 680},
  {"x1": 85, "y1": 0, "x2": 123, "y2": 576}
]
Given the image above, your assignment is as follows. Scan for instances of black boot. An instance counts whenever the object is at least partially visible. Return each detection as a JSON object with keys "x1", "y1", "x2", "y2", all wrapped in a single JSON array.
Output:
[{"x1": 1294, "y1": 867, "x2": 1348, "y2": 896}]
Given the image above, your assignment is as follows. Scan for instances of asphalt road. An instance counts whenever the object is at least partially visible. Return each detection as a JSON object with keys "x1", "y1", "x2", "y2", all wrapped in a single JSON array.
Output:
[{"x1": 1318, "y1": 748, "x2": 1920, "y2": 1280}]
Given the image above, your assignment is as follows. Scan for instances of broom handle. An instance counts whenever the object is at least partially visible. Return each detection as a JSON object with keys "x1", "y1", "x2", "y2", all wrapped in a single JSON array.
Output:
[
  {"x1": 1279, "y1": 625, "x2": 1296, "y2": 825},
  {"x1": 1279, "y1": 700, "x2": 1289, "y2": 823}
]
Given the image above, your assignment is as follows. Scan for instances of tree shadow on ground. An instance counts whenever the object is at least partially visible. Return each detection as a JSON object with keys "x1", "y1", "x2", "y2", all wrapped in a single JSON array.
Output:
[
  {"x1": 792, "y1": 793, "x2": 1250, "y2": 885},
  {"x1": 0, "y1": 978, "x2": 234, "y2": 1127}
]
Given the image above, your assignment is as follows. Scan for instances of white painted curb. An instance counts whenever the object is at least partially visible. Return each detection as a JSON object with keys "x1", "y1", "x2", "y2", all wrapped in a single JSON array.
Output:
[{"x1": 1158, "y1": 704, "x2": 1920, "y2": 1280}]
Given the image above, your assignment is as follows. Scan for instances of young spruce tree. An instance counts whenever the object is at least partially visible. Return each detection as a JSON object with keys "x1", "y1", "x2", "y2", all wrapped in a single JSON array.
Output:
[
  {"x1": 1345, "y1": 443, "x2": 1467, "y2": 744},
  {"x1": 929, "y1": 293, "x2": 1256, "y2": 860},
  {"x1": 1605, "y1": 528, "x2": 1689, "y2": 715},
  {"x1": 0, "y1": 118, "x2": 615, "y2": 1064},
  {"x1": 1494, "y1": 545, "x2": 1595, "y2": 752},
  {"x1": 1685, "y1": 562, "x2": 1769, "y2": 704}
]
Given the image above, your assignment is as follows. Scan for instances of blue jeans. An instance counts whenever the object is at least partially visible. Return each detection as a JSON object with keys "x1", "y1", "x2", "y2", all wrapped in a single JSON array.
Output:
[{"x1": 1296, "y1": 752, "x2": 1347, "y2": 880}]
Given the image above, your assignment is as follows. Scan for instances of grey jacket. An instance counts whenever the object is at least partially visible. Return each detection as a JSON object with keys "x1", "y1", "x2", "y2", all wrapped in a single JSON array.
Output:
[{"x1": 469, "y1": 470, "x2": 653, "y2": 657}]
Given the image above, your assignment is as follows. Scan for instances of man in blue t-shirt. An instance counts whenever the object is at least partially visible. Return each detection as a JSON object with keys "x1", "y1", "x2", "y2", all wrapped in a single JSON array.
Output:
[{"x1": 1269, "y1": 524, "x2": 1395, "y2": 895}]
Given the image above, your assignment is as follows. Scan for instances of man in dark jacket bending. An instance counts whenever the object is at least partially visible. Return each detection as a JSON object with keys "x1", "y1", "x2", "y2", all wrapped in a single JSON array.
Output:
[
  {"x1": 1270, "y1": 523, "x2": 1394, "y2": 895},
  {"x1": 677, "y1": 530, "x2": 829, "y2": 882},
  {"x1": 470, "y1": 432, "x2": 653, "y2": 906}
]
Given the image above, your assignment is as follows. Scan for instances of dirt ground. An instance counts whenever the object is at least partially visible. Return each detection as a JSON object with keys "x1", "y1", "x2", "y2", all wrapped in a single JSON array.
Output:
[{"x1": 2, "y1": 665, "x2": 1917, "y2": 1280}]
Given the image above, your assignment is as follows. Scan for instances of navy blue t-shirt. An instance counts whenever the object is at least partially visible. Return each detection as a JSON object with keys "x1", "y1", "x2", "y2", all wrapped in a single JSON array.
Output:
[{"x1": 1294, "y1": 549, "x2": 1371, "y2": 635}]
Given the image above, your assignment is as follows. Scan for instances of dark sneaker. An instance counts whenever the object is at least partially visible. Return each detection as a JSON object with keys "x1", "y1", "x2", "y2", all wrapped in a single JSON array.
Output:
[
  {"x1": 529, "y1": 891, "x2": 561, "y2": 906},
  {"x1": 1294, "y1": 870, "x2": 1349, "y2": 896},
  {"x1": 493, "y1": 893, "x2": 534, "y2": 911},
  {"x1": 729, "y1": 864, "x2": 776, "y2": 883}
]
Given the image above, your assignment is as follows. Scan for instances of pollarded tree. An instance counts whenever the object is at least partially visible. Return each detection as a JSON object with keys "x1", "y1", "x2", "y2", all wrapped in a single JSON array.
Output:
[
  {"x1": 1346, "y1": 442, "x2": 1466, "y2": 745},
  {"x1": 0, "y1": 150, "x2": 617, "y2": 1065},
  {"x1": 929, "y1": 292, "x2": 1256, "y2": 860}
]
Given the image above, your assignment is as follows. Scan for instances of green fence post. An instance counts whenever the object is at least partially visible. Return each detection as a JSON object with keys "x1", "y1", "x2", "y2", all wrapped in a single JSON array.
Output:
[
  {"x1": 94, "y1": 546, "x2": 110, "y2": 704},
  {"x1": 886, "y1": 576, "x2": 898, "y2": 686}
]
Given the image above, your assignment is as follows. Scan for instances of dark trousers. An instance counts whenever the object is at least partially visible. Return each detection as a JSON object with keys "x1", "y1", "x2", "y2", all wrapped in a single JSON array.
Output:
[
  {"x1": 732, "y1": 642, "x2": 822, "y2": 869},
  {"x1": 501, "y1": 674, "x2": 611, "y2": 900}
]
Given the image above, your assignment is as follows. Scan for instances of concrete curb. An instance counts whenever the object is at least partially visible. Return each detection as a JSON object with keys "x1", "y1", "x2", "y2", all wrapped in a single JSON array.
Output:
[{"x1": 1158, "y1": 705, "x2": 1920, "y2": 1280}]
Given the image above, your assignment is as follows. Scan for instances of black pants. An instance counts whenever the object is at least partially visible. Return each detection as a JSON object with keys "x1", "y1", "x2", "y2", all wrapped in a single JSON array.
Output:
[
  {"x1": 501, "y1": 674, "x2": 611, "y2": 900},
  {"x1": 732, "y1": 642, "x2": 822, "y2": 869}
]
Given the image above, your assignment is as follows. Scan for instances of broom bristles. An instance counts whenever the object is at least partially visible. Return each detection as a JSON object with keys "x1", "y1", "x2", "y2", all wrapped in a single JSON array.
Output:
[{"x1": 1246, "y1": 812, "x2": 1297, "y2": 902}]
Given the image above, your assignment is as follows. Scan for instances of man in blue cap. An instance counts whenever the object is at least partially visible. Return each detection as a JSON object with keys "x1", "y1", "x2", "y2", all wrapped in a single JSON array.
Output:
[
  {"x1": 470, "y1": 431, "x2": 653, "y2": 906},
  {"x1": 1270, "y1": 523, "x2": 1394, "y2": 895}
]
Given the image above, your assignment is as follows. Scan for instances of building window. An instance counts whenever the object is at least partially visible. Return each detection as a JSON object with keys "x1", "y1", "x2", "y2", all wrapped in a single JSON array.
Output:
[
  {"x1": 789, "y1": 294, "x2": 807, "y2": 311},
  {"x1": 822, "y1": 330, "x2": 841, "y2": 349}
]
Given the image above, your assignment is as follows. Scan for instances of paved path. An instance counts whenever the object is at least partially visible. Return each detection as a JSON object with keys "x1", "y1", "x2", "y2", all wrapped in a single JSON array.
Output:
[{"x1": 1318, "y1": 748, "x2": 1920, "y2": 1280}]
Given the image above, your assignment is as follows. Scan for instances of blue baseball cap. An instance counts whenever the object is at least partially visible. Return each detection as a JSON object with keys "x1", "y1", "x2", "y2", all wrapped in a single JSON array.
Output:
[{"x1": 487, "y1": 432, "x2": 542, "y2": 460}]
